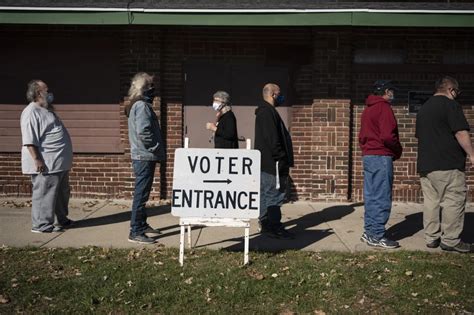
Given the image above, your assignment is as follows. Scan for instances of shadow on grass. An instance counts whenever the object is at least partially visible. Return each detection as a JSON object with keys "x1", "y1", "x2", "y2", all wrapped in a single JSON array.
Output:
[
  {"x1": 194, "y1": 202, "x2": 362, "y2": 253},
  {"x1": 386, "y1": 212, "x2": 474, "y2": 244}
]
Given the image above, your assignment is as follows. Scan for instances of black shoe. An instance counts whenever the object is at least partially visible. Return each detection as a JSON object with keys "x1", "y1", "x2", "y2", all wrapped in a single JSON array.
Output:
[
  {"x1": 367, "y1": 237, "x2": 400, "y2": 249},
  {"x1": 143, "y1": 225, "x2": 161, "y2": 234},
  {"x1": 258, "y1": 220, "x2": 271, "y2": 233},
  {"x1": 426, "y1": 239, "x2": 441, "y2": 249},
  {"x1": 31, "y1": 228, "x2": 53, "y2": 233},
  {"x1": 440, "y1": 241, "x2": 472, "y2": 253},
  {"x1": 55, "y1": 219, "x2": 75, "y2": 231},
  {"x1": 128, "y1": 234, "x2": 156, "y2": 244}
]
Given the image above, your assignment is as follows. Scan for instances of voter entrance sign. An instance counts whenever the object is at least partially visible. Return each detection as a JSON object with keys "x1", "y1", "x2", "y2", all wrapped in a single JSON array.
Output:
[
  {"x1": 172, "y1": 147, "x2": 260, "y2": 266},
  {"x1": 171, "y1": 148, "x2": 260, "y2": 219}
]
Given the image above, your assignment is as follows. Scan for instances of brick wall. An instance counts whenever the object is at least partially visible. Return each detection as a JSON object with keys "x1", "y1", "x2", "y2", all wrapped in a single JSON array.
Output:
[
  {"x1": 350, "y1": 28, "x2": 474, "y2": 202},
  {"x1": 1, "y1": 25, "x2": 473, "y2": 202}
]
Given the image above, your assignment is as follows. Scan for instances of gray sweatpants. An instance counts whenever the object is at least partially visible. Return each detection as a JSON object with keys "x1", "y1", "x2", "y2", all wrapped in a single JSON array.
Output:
[{"x1": 31, "y1": 171, "x2": 70, "y2": 231}]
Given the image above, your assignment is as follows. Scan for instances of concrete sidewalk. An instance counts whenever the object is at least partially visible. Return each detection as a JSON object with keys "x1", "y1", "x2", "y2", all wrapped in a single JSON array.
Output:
[{"x1": 1, "y1": 198, "x2": 473, "y2": 253}]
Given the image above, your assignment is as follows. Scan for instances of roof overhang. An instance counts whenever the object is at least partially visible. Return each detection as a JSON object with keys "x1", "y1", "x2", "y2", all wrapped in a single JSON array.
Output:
[{"x1": 0, "y1": 8, "x2": 473, "y2": 27}]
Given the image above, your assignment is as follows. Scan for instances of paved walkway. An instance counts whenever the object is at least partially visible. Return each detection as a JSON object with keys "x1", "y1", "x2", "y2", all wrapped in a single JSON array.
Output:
[{"x1": 1, "y1": 198, "x2": 473, "y2": 253}]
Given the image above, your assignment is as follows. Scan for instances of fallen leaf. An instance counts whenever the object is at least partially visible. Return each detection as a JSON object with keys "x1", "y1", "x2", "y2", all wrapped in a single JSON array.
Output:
[
  {"x1": 405, "y1": 271, "x2": 413, "y2": 277},
  {"x1": 184, "y1": 277, "x2": 193, "y2": 284},
  {"x1": 27, "y1": 276, "x2": 40, "y2": 283},
  {"x1": 0, "y1": 295, "x2": 10, "y2": 304},
  {"x1": 272, "y1": 273, "x2": 278, "y2": 278},
  {"x1": 247, "y1": 269, "x2": 265, "y2": 280}
]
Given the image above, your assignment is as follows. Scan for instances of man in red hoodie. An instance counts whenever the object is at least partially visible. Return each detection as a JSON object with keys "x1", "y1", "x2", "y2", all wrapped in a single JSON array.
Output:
[{"x1": 359, "y1": 80, "x2": 403, "y2": 249}]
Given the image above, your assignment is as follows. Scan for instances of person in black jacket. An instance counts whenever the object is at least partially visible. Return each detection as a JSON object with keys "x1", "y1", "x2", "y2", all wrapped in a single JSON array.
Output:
[
  {"x1": 206, "y1": 91, "x2": 239, "y2": 149},
  {"x1": 254, "y1": 83, "x2": 294, "y2": 239}
]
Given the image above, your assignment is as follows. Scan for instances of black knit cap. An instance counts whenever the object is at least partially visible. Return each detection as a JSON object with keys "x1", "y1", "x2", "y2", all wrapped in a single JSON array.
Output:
[{"x1": 373, "y1": 80, "x2": 398, "y2": 91}]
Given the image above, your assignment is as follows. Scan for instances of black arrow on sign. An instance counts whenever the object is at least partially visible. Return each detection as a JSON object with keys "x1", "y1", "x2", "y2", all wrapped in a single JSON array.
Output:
[{"x1": 203, "y1": 179, "x2": 232, "y2": 184}]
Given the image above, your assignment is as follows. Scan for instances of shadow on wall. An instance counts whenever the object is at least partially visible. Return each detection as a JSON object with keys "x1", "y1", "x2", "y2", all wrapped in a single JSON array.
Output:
[{"x1": 198, "y1": 202, "x2": 363, "y2": 252}]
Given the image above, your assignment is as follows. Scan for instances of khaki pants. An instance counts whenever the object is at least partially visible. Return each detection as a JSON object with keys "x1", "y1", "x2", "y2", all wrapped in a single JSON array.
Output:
[{"x1": 420, "y1": 169, "x2": 466, "y2": 247}]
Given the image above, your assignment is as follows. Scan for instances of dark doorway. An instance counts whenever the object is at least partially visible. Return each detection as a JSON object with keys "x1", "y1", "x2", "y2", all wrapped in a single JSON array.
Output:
[{"x1": 183, "y1": 60, "x2": 292, "y2": 148}]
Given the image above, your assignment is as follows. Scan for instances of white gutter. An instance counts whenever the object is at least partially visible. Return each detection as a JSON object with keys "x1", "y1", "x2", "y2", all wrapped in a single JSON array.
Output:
[{"x1": 0, "y1": 7, "x2": 474, "y2": 14}]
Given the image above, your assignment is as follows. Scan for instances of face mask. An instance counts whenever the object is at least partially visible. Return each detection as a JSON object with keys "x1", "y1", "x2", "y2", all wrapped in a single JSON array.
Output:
[
  {"x1": 47, "y1": 93, "x2": 54, "y2": 105},
  {"x1": 41, "y1": 92, "x2": 54, "y2": 105},
  {"x1": 387, "y1": 91, "x2": 395, "y2": 103},
  {"x1": 212, "y1": 101, "x2": 222, "y2": 111},
  {"x1": 143, "y1": 87, "x2": 155, "y2": 102},
  {"x1": 275, "y1": 94, "x2": 285, "y2": 105}
]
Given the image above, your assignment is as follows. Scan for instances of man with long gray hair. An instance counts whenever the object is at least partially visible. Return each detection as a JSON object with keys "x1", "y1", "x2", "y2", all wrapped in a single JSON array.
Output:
[{"x1": 21, "y1": 80, "x2": 74, "y2": 233}]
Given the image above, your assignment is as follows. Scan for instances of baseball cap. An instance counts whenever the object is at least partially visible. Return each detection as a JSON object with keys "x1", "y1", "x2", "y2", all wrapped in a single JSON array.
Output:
[{"x1": 373, "y1": 80, "x2": 398, "y2": 91}]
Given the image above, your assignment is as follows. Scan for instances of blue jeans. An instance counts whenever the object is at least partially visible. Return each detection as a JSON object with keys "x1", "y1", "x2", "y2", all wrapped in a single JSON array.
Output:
[
  {"x1": 259, "y1": 172, "x2": 288, "y2": 229},
  {"x1": 363, "y1": 155, "x2": 393, "y2": 239},
  {"x1": 130, "y1": 160, "x2": 156, "y2": 236}
]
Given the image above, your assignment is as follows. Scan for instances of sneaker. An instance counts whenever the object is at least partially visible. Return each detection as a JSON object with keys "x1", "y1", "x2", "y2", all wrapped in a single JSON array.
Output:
[
  {"x1": 367, "y1": 237, "x2": 400, "y2": 249},
  {"x1": 360, "y1": 232, "x2": 371, "y2": 244},
  {"x1": 143, "y1": 225, "x2": 161, "y2": 235},
  {"x1": 52, "y1": 226, "x2": 64, "y2": 233},
  {"x1": 128, "y1": 234, "x2": 156, "y2": 245},
  {"x1": 426, "y1": 239, "x2": 441, "y2": 249},
  {"x1": 440, "y1": 241, "x2": 472, "y2": 253},
  {"x1": 31, "y1": 228, "x2": 53, "y2": 233},
  {"x1": 53, "y1": 219, "x2": 75, "y2": 232}
]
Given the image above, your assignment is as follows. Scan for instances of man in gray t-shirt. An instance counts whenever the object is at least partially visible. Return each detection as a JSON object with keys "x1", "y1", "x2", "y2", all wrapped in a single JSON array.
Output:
[{"x1": 20, "y1": 80, "x2": 74, "y2": 233}]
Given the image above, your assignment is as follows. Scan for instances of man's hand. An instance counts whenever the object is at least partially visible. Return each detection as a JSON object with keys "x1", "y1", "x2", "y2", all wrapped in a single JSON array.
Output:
[
  {"x1": 34, "y1": 158, "x2": 46, "y2": 173},
  {"x1": 469, "y1": 155, "x2": 474, "y2": 167},
  {"x1": 26, "y1": 145, "x2": 45, "y2": 173}
]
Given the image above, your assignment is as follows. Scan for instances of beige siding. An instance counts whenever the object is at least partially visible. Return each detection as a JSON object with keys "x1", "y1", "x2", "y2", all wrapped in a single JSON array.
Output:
[{"x1": 0, "y1": 104, "x2": 123, "y2": 153}]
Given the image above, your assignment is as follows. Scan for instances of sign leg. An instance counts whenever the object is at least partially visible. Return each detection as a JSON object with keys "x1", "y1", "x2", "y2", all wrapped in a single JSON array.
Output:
[
  {"x1": 187, "y1": 225, "x2": 192, "y2": 248},
  {"x1": 179, "y1": 225, "x2": 185, "y2": 266},
  {"x1": 244, "y1": 226, "x2": 250, "y2": 265}
]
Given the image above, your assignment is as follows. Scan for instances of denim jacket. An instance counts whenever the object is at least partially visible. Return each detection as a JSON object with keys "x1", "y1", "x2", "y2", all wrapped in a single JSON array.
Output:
[{"x1": 128, "y1": 100, "x2": 166, "y2": 161}]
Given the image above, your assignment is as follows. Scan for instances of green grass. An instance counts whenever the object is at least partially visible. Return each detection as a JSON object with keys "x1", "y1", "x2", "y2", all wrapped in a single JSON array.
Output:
[{"x1": 0, "y1": 246, "x2": 473, "y2": 314}]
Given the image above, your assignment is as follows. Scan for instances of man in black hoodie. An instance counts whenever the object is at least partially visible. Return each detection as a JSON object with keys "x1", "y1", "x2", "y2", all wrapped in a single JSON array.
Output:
[{"x1": 254, "y1": 83, "x2": 294, "y2": 239}]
